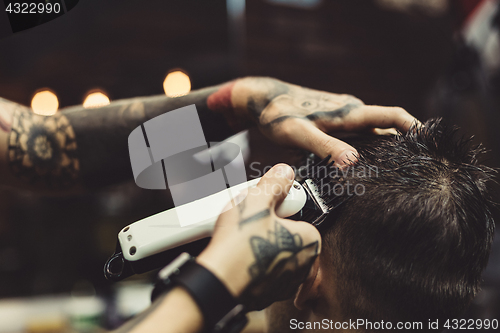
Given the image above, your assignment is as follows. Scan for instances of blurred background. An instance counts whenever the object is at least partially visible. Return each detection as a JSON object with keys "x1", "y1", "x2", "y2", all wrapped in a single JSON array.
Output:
[{"x1": 0, "y1": 0, "x2": 499, "y2": 331}]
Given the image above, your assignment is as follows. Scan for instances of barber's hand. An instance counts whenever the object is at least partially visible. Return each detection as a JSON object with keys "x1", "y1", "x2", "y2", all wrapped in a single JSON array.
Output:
[
  {"x1": 197, "y1": 164, "x2": 321, "y2": 311},
  {"x1": 231, "y1": 78, "x2": 419, "y2": 167}
]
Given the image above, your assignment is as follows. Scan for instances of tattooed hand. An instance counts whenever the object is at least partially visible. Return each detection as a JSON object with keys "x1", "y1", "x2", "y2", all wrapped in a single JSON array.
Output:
[
  {"x1": 197, "y1": 164, "x2": 321, "y2": 311},
  {"x1": 209, "y1": 77, "x2": 419, "y2": 167}
]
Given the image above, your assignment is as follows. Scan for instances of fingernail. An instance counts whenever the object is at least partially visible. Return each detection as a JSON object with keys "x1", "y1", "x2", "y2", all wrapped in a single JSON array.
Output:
[
  {"x1": 275, "y1": 164, "x2": 294, "y2": 180},
  {"x1": 338, "y1": 150, "x2": 358, "y2": 166}
]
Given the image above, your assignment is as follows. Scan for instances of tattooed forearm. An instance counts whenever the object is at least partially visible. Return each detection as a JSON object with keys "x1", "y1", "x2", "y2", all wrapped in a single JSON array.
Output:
[
  {"x1": 0, "y1": 85, "x2": 237, "y2": 191},
  {"x1": 1, "y1": 77, "x2": 363, "y2": 191},
  {"x1": 0, "y1": 108, "x2": 11, "y2": 133},
  {"x1": 8, "y1": 108, "x2": 79, "y2": 188},
  {"x1": 240, "y1": 220, "x2": 319, "y2": 310},
  {"x1": 239, "y1": 209, "x2": 270, "y2": 228},
  {"x1": 62, "y1": 86, "x2": 236, "y2": 188},
  {"x1": 0, "y1": 98, "x2": 30, "y2": 133}
]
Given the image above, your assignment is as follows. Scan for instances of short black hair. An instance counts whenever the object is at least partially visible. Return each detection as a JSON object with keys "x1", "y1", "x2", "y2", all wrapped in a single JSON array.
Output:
[{"x1": 322, "y1": 118, "x2": 496, "y2": 331}]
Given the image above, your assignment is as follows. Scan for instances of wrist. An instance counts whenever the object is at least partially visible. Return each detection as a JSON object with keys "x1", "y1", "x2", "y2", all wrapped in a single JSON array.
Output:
[
  {"x1": 162, "y1": 287, "x2": 205, "y2": 332},
  {"x1": 132, "y1": 287, "x2": 203, "y2": 333},
  {"x1": 231, "y1": 77, "x2": 290, "y2": 125},
  {"x1": 196, "y1": 248, "x2": 251, "y2": 298},
  {"x1": 153, "y1": 253, "x2": 249, "y2": 333},
  {"x1": 206, "y1": 79, "x2": 253, "y2": 132}
]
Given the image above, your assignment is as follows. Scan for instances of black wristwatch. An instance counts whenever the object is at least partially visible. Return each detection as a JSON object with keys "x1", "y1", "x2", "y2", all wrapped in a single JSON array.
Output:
[{"x1": 151, "y1": 253, "x2": 248, "y2": 333}]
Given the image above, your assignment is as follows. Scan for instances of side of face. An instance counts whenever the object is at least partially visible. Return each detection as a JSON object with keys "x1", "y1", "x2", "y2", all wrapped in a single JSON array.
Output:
[{"x1": 265, "y1": 251, "x2": 342, "y2": 332}]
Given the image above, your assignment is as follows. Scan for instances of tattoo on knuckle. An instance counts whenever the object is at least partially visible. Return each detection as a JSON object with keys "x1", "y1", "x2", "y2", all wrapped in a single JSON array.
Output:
[{"x1": 305, "y1": 103, "x2": 357, "y2": 122}]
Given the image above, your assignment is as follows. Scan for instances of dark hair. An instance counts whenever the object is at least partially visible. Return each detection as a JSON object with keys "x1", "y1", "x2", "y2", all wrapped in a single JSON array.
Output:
[{"x1": 322, "y1": 118, "x2": 496, "y2": 330}]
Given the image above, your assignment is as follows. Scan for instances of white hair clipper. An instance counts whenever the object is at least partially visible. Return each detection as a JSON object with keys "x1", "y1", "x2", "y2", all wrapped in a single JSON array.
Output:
[
  {"x1": 105, "y1": 107, "x2": 349, "y2": 281},
  {"x1": 104, "y1": 155, "x2": 351, "y2": 281}
]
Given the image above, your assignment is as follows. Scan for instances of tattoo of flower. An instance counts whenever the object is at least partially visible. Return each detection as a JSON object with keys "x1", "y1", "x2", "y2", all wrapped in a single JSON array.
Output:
[{"x1": 8, "y1": 110, "x2": 79, "y2": 188}]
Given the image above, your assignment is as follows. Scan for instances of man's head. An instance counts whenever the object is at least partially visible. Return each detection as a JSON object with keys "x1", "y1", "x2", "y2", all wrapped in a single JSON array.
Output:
[{"x1": 267, "y1": 118, "x2": 496, "y2": 332}]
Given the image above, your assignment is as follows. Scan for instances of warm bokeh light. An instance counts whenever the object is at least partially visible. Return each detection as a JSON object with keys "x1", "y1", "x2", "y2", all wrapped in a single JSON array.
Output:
[
  {"x1": 163, "y1": 71, "x2": 191, "y2": 97},
  {"x1": 31, "y1": 90, "x2": 59, "y2": 116},
  {"x1": 83, "y1": 91, "x2": 111, "y2": 108}
]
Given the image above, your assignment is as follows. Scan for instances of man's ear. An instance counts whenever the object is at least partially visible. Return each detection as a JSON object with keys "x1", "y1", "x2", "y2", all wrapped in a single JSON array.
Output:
[{"x1": 294, "y1": 256, "x2": 322, "y2": 310}]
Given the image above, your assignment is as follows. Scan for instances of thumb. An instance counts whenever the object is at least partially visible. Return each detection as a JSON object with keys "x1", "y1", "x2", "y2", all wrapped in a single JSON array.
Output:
[{"x1": 256, "y1": 164, "x2": 295, "y2": 207}]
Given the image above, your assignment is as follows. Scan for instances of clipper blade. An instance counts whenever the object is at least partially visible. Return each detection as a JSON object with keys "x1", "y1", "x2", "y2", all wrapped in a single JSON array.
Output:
[{"x1": 296, "y1": 155, "x2": 353, "y2": 228}]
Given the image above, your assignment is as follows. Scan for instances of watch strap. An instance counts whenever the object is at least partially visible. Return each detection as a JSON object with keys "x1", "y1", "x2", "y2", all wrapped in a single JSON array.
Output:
[
  {"x1": 173, "y1": 261, "x2": 247, "y2": 332},
  {"x1": 152, "y1": 254, "x2": 248, "y2": 333}
]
